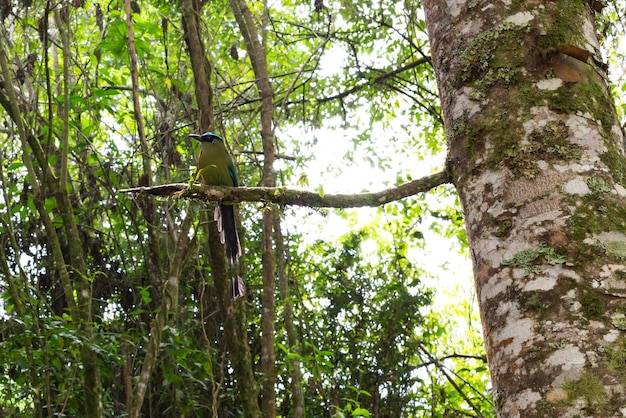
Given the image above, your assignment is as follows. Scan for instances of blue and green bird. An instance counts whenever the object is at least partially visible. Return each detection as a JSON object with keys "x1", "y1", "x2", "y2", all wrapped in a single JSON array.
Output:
[{"x1": 189, "y1": 132, "x2": 242, "y2": 266}]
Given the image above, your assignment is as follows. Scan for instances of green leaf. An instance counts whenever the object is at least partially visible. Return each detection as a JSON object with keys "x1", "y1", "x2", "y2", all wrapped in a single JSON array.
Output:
[
  {"x1": 139, "y1": 287, "x2": 152, "y2": 305},
  {"x1": 7, "y1": 161, "x2": 23, "y2": 170},
  {"x1": 352, "y1": 408, "x2": 371, "y2": 417},
  {"x1": 44, "y1": 197, "x2": 57, "y2": 211},
  {"x1": 48, "y1": 154, "x2": 58, "y2": 167},
  {"x1": 109, "y1": 170, "x2": 119, "y2": 187}
]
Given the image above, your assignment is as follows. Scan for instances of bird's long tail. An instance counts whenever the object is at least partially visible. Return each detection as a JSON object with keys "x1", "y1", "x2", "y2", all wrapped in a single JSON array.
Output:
[
  {"x1": 214, "y1": 204, "x2": 241, "y2": 265},
  {"x1": 230, "y1": 276, "x2": 246, "y2": 299}
]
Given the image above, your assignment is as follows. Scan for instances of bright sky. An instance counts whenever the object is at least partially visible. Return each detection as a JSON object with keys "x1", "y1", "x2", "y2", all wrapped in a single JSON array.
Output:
[{"x1": 278, "y1": 110, "x2": 476, "y2": 318}]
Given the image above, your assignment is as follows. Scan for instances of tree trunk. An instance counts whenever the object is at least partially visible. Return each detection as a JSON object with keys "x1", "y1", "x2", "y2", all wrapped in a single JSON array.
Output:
[
  {"x1": 181, "y1": 1, "x2": 262, "y2": 416},
  {"x1": 0, "y1": 18, "x2": 104, "y2": 417},
  {"x1": 274, "y1": 218, "x2": 305, "y2": 417},
  {"x1": 229, "y1": 0, "x2": 277, "y2": 415},
  {"x1": 424, "y1": 0, "x2": 626, "y2": 416}
]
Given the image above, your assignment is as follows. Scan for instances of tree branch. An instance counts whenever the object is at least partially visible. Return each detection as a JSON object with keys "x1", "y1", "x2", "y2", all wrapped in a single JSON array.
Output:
[
  {"x1": 118, "y1": 170, "x2": 452, "y2": 208},
  {"x1": 318, "y1": 57, "x2": 431, "y2": 103}
]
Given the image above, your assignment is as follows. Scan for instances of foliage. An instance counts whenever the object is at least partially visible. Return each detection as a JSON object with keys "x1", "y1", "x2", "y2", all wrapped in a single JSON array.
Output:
[{"x1": 282, "y1": 228, "x2": 492, "y2": 416}]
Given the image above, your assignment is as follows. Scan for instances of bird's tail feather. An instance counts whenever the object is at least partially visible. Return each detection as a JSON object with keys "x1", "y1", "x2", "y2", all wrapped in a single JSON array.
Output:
[
  {"x1": 214, "y1": 204, "x2": 241, "y2": 265},
  {"x1": 230, "y1": 276, "x2": 246, "y2": 300}
]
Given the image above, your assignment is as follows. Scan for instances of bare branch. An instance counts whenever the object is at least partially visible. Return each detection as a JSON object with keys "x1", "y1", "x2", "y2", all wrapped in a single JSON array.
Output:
[
  {"x1": 237, "y1": 150, "x2": 297, "y2": 161},
  {"x1": 318, "y1": 57, "x2": 431, "y2": 103},
  {"x1": 118, "y1": 170, "x2": 452, "y2": 208}
]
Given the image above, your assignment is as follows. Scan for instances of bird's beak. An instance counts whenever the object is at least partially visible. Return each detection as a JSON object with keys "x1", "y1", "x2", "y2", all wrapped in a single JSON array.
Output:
[{"x1": 188, "y1": 133, "x2": 201, "y2": 140}]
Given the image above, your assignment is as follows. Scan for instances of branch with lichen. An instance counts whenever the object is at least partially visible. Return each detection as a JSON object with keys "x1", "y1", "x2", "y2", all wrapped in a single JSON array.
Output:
[{"x1": 118, "y1": 169, "x2": 452, "y2": 208}]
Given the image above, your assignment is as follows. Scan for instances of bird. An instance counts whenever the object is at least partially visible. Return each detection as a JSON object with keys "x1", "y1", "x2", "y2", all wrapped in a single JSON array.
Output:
[{"x1": 189, "y1": 132, "x2": 242, "y2": 267}]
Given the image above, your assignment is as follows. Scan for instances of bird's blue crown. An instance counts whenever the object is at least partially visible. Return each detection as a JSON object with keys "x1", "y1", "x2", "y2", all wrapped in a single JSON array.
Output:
[{"x1": 201, "y1": 132, "x2": 223, "y2": 141}]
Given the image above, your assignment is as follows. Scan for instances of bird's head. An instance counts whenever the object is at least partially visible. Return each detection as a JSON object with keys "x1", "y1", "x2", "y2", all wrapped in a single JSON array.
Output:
[{"x1": 189, "y1": 132, "x2": 224, "y2": 144}]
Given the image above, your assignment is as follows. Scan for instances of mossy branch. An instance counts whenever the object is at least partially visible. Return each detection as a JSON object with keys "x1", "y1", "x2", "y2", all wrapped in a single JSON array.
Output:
[{"x1": 118, "y1": 169, "x2": 452, "y2": 207}]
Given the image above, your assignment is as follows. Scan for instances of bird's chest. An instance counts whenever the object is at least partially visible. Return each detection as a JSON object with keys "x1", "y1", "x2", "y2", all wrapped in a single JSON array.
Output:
[
  {"x1": 198, "y1": 145, "x2": 234, "y2": 186},
  {"x1": 200, "y1": 166, "x2": 233, "y2": 186}
]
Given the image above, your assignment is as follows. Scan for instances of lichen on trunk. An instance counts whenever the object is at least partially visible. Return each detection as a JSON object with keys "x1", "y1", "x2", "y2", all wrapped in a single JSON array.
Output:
[{"x1": 423, "y1": 0, "x2": 626, "y2": 415}]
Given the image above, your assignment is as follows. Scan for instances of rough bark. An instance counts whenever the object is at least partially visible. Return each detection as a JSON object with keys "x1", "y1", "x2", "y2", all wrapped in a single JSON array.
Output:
[
  {"x1": 181, "y1": 1, "x2": 262, "y2": 416},
  {"x1": 55, "y1": 10, "x2": 104, "y2": 416},
  {"x1": 180, "y1": 0, "x2": 213, "y2": 131},
  {"x1": 1, "y1": 17, "x2": 103, "y2": 417},
  {"x1": 207, "y1": 221, "x2": 261, "y2": 417},
  {"x1": 229, "y1": 0, "x2": 277, "y2": 415},
  {"x1": 118, "y1": 170, "x2": 452, "y2": 206},
  {"x1": 128, "y1": 204, "x2": 192, "y2": 418},
  {"x1": 123, "y1": 0, "x2": 163, "y2": 286},
  {"x1": 424, "y1": 0, "x2": 626, "y2": 416},
  {"x1": 274, "y1": 218, "x2": 305, "y2": 417}
]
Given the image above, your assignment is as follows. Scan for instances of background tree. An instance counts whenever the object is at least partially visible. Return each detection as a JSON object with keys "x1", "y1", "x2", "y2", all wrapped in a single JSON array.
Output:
[{"x1": 0, "y1": 0, "x2": 624, "y2": 417}]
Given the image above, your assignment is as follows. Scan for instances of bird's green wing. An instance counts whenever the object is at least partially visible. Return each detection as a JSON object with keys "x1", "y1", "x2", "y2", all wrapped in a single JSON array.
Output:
[{"x1": 227, "y1": 158, "x2": 239, "y2": 187}]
